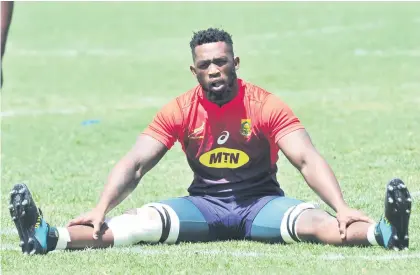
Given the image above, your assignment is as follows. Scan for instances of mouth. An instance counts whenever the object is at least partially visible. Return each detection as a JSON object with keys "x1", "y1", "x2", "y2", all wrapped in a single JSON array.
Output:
[{"x1": 209, "y1": 80, "x2": 226, "y2": 93}]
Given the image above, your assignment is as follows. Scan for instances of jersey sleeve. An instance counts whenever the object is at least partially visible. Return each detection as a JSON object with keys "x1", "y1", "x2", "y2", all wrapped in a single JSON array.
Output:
[
  {"x1": 142, "y1": 98, "x2": 183, "y2": 149},
  {"x1": 261, "y1": 94, "x2": 305, "y2": 143}
]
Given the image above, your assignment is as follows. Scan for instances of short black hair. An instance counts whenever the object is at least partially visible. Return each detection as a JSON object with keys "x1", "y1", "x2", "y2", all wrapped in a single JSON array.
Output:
[{"x1": 189, "y1": 28, "x2": 234, "y2": 56}]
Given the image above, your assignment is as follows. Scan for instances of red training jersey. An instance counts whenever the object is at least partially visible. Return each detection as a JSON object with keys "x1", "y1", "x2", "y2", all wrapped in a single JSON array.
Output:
[{"x1": 143, "y1": 79, "x2": 304, "y2": 197}]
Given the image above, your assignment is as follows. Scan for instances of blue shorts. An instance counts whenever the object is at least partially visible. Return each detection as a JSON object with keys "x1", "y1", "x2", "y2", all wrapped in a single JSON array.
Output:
[{"x1": 160, "y1": 195, "x2": 314, "y2": 243}]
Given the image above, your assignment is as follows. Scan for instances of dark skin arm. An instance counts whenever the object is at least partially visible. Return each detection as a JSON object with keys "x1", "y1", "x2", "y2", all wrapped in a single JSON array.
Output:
[
  {"x1": 96, "y1": 134, "x2": 168, "y2": 214},
  {"x1": 277, "y1": 129, "x2": 374, "y2": 238},
  {"x1": 68, "y1": 134, "x2": 168, "y2": 239}
]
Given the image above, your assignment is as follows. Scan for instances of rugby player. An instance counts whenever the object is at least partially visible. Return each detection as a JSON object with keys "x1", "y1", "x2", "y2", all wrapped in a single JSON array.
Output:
[{"x1": 9, "y1": 28, "x2": 411, "y2": 255}]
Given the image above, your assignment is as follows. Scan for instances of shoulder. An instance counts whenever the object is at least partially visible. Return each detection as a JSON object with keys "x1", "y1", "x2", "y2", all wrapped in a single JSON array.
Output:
[
  {"x1": 242, "y1": 80, "x2": 271, "y2": 103},
  {"x1": 154, "y1": 84, "x2": 202, "y2": 128},
  {"x1": 157, "y1": 84, "x2": 201, "y2": 115},
  {"x1": 240, "y1": 79, "x2": 289, "y2": 109},
  {"x1": 173, "y1": 84, "x2": 202, "y2": 111}
]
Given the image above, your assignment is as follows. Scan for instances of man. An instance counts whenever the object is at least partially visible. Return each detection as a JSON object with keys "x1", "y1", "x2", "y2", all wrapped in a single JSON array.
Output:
[
  {"x1": 1, "y1": 1, "x2": 14, "y2": 87},
  {"x1": 9, "y1": 28, "x2": 411, "y2": 255}
]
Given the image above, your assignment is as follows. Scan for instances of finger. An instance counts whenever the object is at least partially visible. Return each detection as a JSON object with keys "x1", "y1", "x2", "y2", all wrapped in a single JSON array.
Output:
[
  {"x1": 92, "y1": 221, "x2": 102, "y2": 240},
  {"x1": 358, "y1": 215, "x2": 375, "y2": 224},
  {"x1": 67, "y1": 215, "x2": 93, "y2": 227},
  {"x1": 338, "y1": 219, "x2": 347, "y2": 239},
  {"x1": 67, "y1": 217, "x2": 85, "y2": 227}
]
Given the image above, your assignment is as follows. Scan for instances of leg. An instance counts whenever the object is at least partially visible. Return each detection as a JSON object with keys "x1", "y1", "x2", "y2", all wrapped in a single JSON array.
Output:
[
  {"x1": 62, "y1": 205, "x2": 168, "y2": 250},
  {"x1": 9, "y1": 183, "x2": 210, "y2": 255},
  {"x1": 297, "y1": 178, "x2": 412, "y2": 249},
  {"x1": 250, "y1": 198, "x2": 375, "y2": 246},
  {"x1": 63, "y1": 224, "x2": 114, "y2": 249},
  {"x1": 62, "y1": 196, "x2": 229, "y2": 249},
  {"x1": 295, "y1": 209, "x2": 371, "y2": 246},
  {"x1": 249, "y1": 178, "x2": 412, "y2": 250},
  {"x1": 1, "y1": 1, "x2": 14, "y2": 86},
  {"x1": 249, "y1": 196, "x2": 314, "y2": 243},
  {"x1": 1, "y1": 1, "x2": 13, "y2": 57}
]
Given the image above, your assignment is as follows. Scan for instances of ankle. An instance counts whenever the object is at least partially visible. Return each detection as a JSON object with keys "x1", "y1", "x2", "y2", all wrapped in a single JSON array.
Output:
[
  {"x1": 54, "y1": 227, "x2": 71, "y2": 250},
  {"x1": 367, "y1": 223, "x2": 379, "y2": 246},
  {"x1": 47, "y1": 226, "x2": 59, "y2": 251}
]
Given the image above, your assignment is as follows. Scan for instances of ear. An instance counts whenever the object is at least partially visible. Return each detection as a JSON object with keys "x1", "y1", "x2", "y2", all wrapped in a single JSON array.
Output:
[
  {"x1": 190, "y1": 65, "x2": 197, "y2": 76},
  {"x1": 234, "y1": 56, "x2": 240, "y2": 71}
]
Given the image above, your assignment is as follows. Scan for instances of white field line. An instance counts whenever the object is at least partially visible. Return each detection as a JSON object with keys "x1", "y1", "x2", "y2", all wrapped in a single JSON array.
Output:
[
  {"x1": 399, "y1": 82, "x2": 420, "y2": 89},
  {"x1": 7, "y1": 22, "x2": 384, "y2": 58},
  {"x1": 0, "y1": 86, "x2": 376, "y2": 118},
  {"x1": 310, "y1": 190, "x2": 419, "y2": 207},
  {"x1": 354, "y1": 49, "x2": 420, "y2": 57},
  {"x1": 1, "y1": 243, "x2": 420, "y2": 261},
  {"x1": 246, "y1": 22, "x2": 384, "y2": 40},
  {"x1": 1, "y1": 244, "x2": 20, "y2": 251},
  {"x1": 8, "y1": 49, "x2": 131, "y2": 57},
  {"x1": 0, "y1": 228, "x2": 18, "y2": 235},
  {"x1": 0, "y1": 107, "x2": 89, "y2": 117},
  {"x1": 319, "y1": 252, "x2": 420, "y2": 261},
  {"x1": 411, "y1": 191, "x2": 420, "y2": 198},
  {"x1": 0, "y1": 97, "x2": 170, "y2": 118}
]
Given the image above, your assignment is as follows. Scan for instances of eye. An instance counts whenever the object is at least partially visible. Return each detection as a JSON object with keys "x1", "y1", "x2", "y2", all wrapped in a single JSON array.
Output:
[
  {"x1": 197, "y1": 61, "x2": 210, "y2": 70},
  {"x1": 213, "y1": 58, "x2": 228, "y2": 67}
]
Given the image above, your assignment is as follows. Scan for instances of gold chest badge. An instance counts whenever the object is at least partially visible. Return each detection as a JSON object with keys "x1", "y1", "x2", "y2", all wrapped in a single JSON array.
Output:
[{"x1": 240, "y1": 119, "x2": 252, "y2": 137}]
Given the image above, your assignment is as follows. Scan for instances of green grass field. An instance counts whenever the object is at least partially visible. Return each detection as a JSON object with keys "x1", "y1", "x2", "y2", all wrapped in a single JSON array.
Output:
[{"x1": 1, "y1": 2, "x2": 420, "y2": 274}]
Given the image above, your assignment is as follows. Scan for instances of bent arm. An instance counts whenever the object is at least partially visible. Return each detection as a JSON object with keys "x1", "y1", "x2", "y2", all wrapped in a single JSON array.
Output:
[
  {"x1": 277, "y1": 129, "x2": 348, "y2": 212},
  {"x1": 95, "y1": 134, "x2": 168, "y2": 214}
]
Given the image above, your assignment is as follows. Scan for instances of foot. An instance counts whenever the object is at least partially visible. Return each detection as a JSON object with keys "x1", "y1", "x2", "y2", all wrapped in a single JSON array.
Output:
[
  {"x1": 375, "y1": 178, "x2": 412, "y2": 250},
  {"x1": 9, "y1": 183, "x2": 50, "y2": 255}
]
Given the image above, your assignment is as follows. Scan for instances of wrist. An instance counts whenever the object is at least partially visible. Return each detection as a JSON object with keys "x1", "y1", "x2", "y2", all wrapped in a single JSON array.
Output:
[
  {"x1": 334, "y1": 201, "x2": 349, "y2": 212},
  {"x1": 95, "y1": 201, "x2": 109, "y2": 214}
]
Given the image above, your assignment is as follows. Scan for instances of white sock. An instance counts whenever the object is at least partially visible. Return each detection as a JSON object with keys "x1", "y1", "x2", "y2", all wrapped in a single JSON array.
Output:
[
  {"x1": 55, "y1": 227, "x2": 71, "y2": 250},
  {"x1": 367, "y1": 223, "x2": 379, "y2": 246}
]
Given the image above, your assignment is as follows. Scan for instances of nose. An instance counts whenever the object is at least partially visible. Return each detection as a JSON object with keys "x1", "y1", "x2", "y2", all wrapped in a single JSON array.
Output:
[{"x1": 208, "y1": 63, "x2": 220, "y2": 78}]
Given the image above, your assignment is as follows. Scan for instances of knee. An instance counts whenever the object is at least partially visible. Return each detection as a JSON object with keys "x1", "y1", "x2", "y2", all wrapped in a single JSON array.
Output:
[
  {"x1": 123, "y1": 207, "x2": 161, "y2": 222},
  {"x1": 124, "y1": 208, "x2": 138, "y2": 215},
  {"x1": 106, "y1": 203, "x2": 180, "y2": 246},
  {"x1": 279, "y1": 203, "x2": 316, "y2": 243}
]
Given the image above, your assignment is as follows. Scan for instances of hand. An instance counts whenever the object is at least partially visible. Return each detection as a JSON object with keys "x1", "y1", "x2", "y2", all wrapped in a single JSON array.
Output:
[
  {"x1": 336, "y1": 206, "x2": 375, "y2": 240},
  {"x1": 67, "y1": 207, "x2": 106, "y2": 240}
]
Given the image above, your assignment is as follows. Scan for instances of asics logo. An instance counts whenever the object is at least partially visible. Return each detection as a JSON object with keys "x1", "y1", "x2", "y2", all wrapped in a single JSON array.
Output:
[{"x1": 217, "y1": 131, "x2": 230, "y2": 145}]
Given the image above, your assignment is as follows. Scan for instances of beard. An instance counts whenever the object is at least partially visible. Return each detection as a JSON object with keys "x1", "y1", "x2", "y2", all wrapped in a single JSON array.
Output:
[{"x1": 199, "y1": 70, "x2": 237, "y2": 104}]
